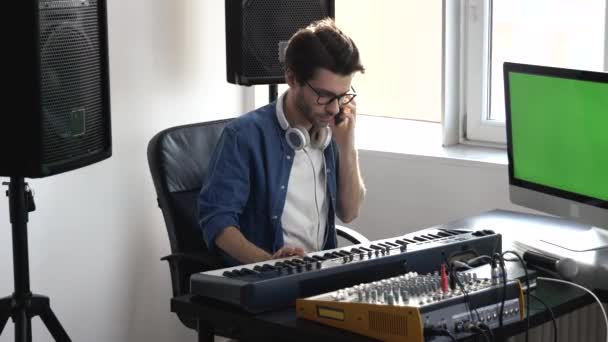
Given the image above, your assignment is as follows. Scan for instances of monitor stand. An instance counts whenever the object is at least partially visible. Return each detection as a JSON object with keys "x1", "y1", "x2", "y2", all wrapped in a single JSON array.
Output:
[
  {"x1": 540, "y1": 226, "x2": 608, "y2": 252},
  {"x1": 515, "y1": 226, "x2": 608, "y2": 294}
]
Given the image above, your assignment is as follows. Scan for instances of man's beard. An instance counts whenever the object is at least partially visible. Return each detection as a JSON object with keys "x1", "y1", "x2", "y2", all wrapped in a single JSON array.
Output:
[{"x1": 294, "y1": 95, "x2": 332, "y2": 128}]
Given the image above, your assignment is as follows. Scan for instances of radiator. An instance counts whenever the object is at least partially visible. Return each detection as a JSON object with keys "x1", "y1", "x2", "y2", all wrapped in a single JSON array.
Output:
[{"x1": 508, "y1": 302, "x2": 607, "y2": 342}]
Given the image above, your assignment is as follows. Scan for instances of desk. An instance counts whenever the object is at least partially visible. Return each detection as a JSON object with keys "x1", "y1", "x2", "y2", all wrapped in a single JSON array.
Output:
[{"x1": 173, "y1": 210, "x2": 605, "y2": 341}]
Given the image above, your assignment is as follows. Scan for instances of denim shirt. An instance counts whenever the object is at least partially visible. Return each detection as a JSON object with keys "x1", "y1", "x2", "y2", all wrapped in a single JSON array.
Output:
[{"x1": 198, "y1": 101, "x2": 340, "y2": 266}]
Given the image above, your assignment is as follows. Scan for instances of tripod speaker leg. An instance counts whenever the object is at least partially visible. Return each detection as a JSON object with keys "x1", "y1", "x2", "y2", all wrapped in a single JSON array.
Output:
[
  {"x1": 0, "y1": 297, "x2": 11, "y2": 335},
  {"x1": 35, "y1": 296, "x2": 70, "y2": 341}
]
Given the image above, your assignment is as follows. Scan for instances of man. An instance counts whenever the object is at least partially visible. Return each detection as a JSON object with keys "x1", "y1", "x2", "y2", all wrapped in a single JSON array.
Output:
[{"x1": 199, "y1": 18, "x2": 366, "y2": 266}]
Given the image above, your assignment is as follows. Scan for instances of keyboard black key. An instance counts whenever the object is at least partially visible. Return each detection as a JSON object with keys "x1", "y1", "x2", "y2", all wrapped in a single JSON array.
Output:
[
  {"x1": 303, "y1": 256, "x2": 316, "y2": 263},
  {"x1": 241, "y1": 268, "x2": 256, "y2": 275},
  {"x1": 261, "y1": 264, "x2": 276, "y2": 271}
]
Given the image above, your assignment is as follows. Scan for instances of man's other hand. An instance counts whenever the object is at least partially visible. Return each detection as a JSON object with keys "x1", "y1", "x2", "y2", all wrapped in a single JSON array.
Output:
[{"x1": 271, "y1": 246, "x2": 306, "y2": 259}]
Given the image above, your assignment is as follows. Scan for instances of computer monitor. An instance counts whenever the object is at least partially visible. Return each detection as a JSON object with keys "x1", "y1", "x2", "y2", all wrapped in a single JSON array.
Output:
[{"x1": 504, "y1": 62, "x2": 608, "y2": 251}]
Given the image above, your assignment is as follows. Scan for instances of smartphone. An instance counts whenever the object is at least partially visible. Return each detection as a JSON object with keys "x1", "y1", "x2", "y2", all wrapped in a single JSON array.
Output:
[{"x1": 334, "y1": 108, "x2": 345, "y2": 125}]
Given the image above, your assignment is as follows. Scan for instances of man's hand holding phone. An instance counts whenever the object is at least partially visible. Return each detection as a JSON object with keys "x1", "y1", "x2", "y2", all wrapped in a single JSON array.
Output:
[{"x1": 331, "y1": 99, "x2": 356, "y2": 150}]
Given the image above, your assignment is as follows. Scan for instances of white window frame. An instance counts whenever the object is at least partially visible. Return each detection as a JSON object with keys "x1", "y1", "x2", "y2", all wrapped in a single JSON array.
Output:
[
  {"x1": 248, "y1": 1, "x2": 608, "y2": 150},
  {"x1": 462, "y1": 0, "x2": 505, "y2": 145},
  {"x1": 460, "y1": 0, "x2": 608, "y2": 146}
]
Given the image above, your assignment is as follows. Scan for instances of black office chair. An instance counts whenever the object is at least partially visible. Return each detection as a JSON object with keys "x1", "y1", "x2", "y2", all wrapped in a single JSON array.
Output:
[{"x1": 147, "y1": 118, "x2": 369, "y2": 332}]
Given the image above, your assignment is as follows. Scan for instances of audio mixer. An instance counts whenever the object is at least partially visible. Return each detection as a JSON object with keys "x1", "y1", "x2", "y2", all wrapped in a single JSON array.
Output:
[{"x1": 297, "y1": 270, "x2": 524, "y2": 342}]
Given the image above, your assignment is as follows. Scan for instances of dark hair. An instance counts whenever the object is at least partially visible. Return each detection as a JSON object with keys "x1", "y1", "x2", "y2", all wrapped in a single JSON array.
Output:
[{"x1": 284, "y1": 18, "x2": 365, "y2": 84}]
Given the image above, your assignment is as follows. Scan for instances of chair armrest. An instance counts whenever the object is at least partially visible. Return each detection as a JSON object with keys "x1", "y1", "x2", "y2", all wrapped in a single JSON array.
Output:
[
  {"x1": 336, "y1": 225, "x2": 370, "y2": 245},
  {"x1": 160, "y1": 252, "x2": 223, "y2": 270}
]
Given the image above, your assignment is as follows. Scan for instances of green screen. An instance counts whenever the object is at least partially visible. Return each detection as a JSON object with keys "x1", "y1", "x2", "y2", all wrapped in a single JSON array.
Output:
[{"x1": 509, "y1": 72, "x2": 608, "y2": 201}]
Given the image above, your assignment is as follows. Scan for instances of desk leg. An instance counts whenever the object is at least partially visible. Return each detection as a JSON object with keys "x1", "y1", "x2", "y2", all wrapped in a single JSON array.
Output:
[{"x1": 197, "y1": 319, "x2": 214, "y2": 342}]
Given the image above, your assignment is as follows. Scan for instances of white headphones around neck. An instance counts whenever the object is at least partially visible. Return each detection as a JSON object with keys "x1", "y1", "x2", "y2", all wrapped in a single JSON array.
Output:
[{"x1": 276, "y1": 92, "x2": 332, "y2": 151}]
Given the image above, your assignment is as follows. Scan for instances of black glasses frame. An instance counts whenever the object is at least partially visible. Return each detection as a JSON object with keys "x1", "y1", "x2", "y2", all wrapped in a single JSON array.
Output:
[{"x1": 305, "y1": 81, "x2": 357, "y2": 106}]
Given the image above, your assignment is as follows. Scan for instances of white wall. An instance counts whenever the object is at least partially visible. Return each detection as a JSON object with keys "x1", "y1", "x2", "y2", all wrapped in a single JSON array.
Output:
[
  {"x1": 0, "y1": 2, "x2": 536, "y2": 342},
  {"x1": 0, "y1": 1, "x2": 243, "y2": 341},
  {"x1": 350, "y1": 151, "x2": 536, "y2": 241}
]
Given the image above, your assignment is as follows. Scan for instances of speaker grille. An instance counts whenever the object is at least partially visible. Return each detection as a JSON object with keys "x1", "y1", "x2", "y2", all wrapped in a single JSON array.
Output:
[
  {"x1": 39, "y1": 0, "x2": 107, "y2": 166},
  {"x1": 368, "y1": 311, "x2": 407, "y2": 336},
  {"x1": 241, "y1": 0, "x2": 329, "y2": 79}
]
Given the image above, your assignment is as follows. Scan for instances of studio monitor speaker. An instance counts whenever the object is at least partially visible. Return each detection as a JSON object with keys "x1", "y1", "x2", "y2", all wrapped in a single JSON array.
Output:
[
  {"x1": 2, "y1": 0, "x2": 112, "y2": 178},
  {"x1": 225, "y1": 0, "x2": 335, "y2": 86}
]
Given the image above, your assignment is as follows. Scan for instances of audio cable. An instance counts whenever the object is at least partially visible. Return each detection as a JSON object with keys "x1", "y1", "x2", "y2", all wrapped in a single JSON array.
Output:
[
  {"x1": 467, "y1": 323, "x2": 491, "y2": 342},
  {"x1": 423, "y1": 326, "x2": 457, "y2": 342},
  {"x1": 529, "y1": 293, "x2": 557, "y2": 342},
  {"x1": 538, "y1": 277, "x2": 608, "y2": 342},
  {"x1": 303, "y1": 148, "x2": 323, "y2": 251},
  {"x1": 477, "y1": 322, "x2": 495, "y2": 342},
  {"x1": 502, "y1": 250, "x2": 530, "y2": 342}
]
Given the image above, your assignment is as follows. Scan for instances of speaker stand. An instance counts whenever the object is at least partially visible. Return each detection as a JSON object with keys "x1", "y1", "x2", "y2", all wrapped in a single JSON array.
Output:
[
  {"x1": 269, "y1": 84, "x2": 278, "y2": 103},
  {"x1": 0, "y1": 177, "x2": 71, "y2": 342}
]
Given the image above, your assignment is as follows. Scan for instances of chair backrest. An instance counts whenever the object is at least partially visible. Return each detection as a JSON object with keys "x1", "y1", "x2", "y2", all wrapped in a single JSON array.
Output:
[
  {"x1": 148, "y1": 118, "x2": 232, "y2": 256},
  {"x1": 147, "y1": 119, "x2": 232, "y2": 309}
]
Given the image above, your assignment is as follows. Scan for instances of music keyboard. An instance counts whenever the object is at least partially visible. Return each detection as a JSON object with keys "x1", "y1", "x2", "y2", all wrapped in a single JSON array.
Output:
[{"x1": 190, "y1": 227, "x2": 501, "y2": 313}]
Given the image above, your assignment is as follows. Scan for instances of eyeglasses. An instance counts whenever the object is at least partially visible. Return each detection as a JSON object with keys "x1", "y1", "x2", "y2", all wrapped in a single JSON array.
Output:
[{"x1": 305, "y1": 81, "x2": 357, "y2": 106}]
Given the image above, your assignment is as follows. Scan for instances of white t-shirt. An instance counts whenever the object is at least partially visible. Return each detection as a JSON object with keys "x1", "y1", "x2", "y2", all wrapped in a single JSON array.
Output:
[{"x1": 276, "y1": 93, "x2": 329, "y2": 252}]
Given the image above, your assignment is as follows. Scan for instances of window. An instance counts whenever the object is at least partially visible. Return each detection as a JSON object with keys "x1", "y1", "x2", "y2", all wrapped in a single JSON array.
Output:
[
  {"x1": 464, "y1": 0, "x2": 607, "y2": 144},
  {"x1": 336, "y1": 0, "x2": 443, "y2": 122},
  {"x1": 253, "y1": 2, "x2": 443, "y2": 125}
]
